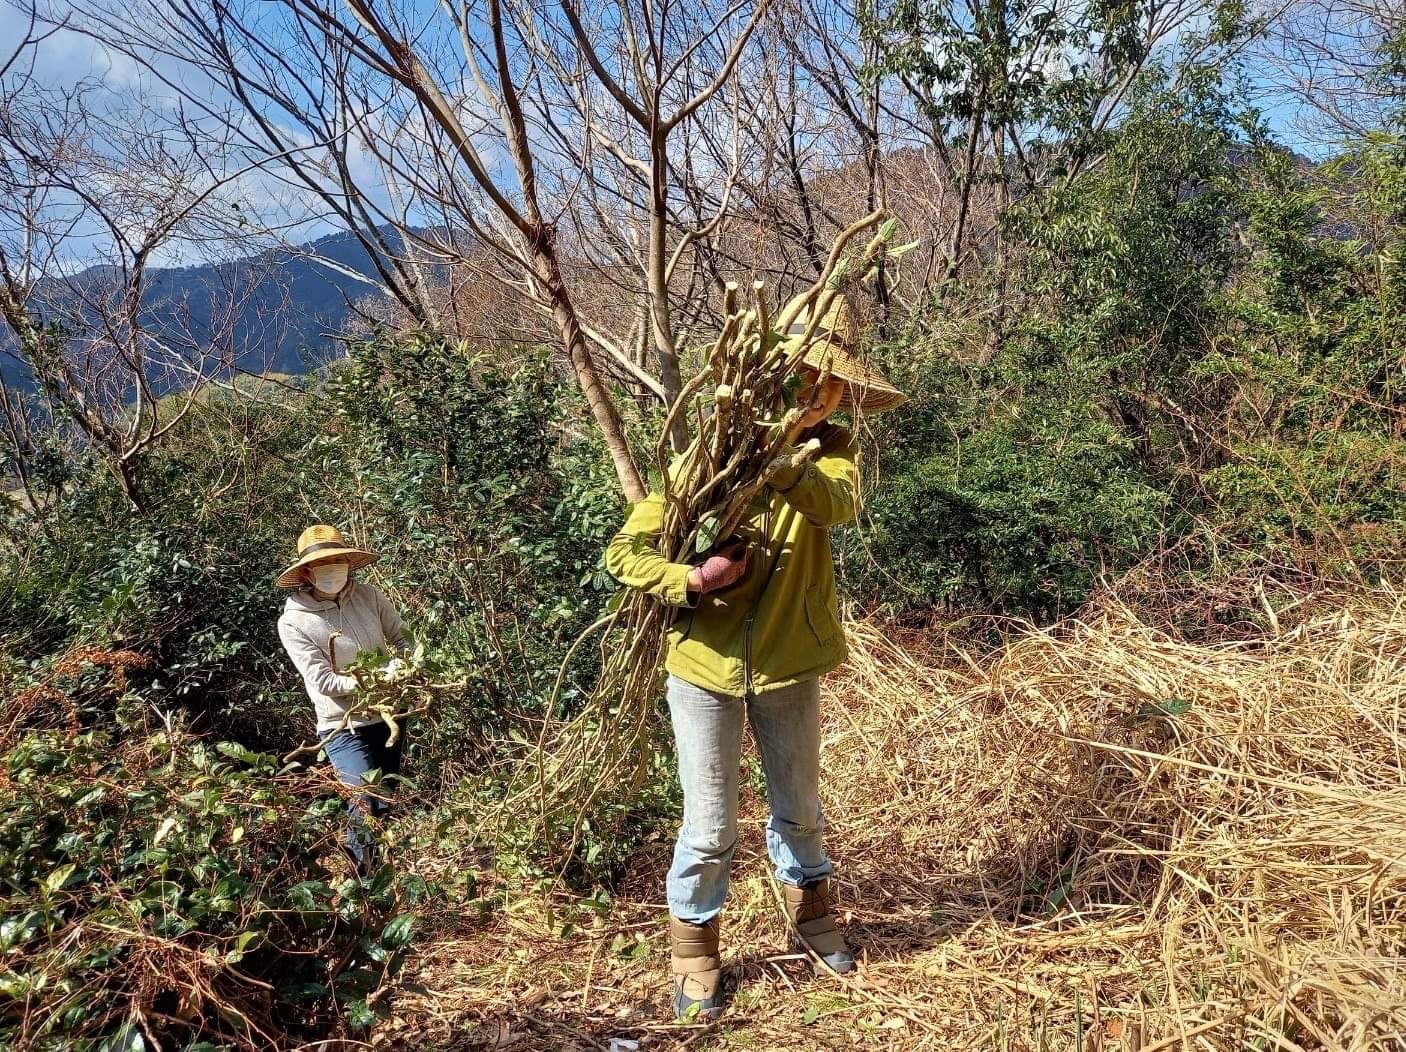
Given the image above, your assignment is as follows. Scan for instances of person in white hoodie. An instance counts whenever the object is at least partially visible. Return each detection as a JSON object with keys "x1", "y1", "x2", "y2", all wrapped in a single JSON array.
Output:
[{"x1": 275, "y1": 524, "x2": 409, "y2": 874}]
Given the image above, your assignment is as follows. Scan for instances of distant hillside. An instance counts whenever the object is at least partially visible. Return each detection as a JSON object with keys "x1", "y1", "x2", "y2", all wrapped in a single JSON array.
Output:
[{"x1": 0, "y1": 228, "x2": 400, "y2": 391}]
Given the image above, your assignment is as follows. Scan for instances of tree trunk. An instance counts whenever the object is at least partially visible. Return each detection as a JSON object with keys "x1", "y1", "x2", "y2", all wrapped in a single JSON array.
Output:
[
  {"x1": 533, "y1": 238, "x2": 647, "y2": 502},
  {"x1": 648, "y1": 137, "x2": 689, "y2": 453}
]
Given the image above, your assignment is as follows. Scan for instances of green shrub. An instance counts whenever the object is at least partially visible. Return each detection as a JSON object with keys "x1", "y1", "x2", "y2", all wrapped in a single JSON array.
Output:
[
  {"x1": 313, "y1": 335, "x2": 626, "y2": 781},
  {"x1": 0, "y1": 720, "x2": 420, "y2": 1050},
  {"x1": 852, "y1": 404, "x2": 1169, "y2": 620},
  {"x1": 1205, "y1": 431, "x2": 1406, "y2": 569}
]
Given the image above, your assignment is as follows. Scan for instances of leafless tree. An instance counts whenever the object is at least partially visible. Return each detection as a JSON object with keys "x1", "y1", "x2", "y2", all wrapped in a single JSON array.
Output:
[
  {"x1": 24, "y1": 0, "x2": 1296, "y2": 511},
  {"x1": 0, "y1": 9, "x2": 272, "y2": 514},
  {"x1": 1251, "y1": 0, "x2": 1403, "y2": 144},
  {"x1": 54, "y1": 0, "x2": 767, "y2": 496}
]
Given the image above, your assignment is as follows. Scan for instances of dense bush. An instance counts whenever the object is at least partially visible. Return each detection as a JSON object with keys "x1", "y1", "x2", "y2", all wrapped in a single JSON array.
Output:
[
  {"x1": 846, "y1": 74, "x2": 1405, "y2": 619},
  {"x1": 856, "y1": 406, "x2": 1169, "y2": 620},
  {"x1": 1198, "y1": 140, "x2": 1406, "y2": 568},
  {"x1": 0, "y1": 334, "x2": 625, "y2": 752},
  {"x1": 0, "y1": 708, "x2": 419, "y2": 1048},
  {"x1": 316, "y1": 334, "x2": 623, "y2": 773},
  {"x1": 0, "y1": 386, "x2": 315, "y2": 747},
  {"x1": 846, "y1": 75, "x2": 1236, "y2": 618}
]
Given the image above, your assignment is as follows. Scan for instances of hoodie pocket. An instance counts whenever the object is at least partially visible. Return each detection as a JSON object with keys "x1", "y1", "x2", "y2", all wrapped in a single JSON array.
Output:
[{"x1": 804, "y1": 584, "x2": 839, "y2": 648}]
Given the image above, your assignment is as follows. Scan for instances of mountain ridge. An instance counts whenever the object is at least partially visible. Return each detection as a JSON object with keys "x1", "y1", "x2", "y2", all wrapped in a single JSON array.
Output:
[{"x1": 0, "y1": 227, "x2": 391, "y2": 391}]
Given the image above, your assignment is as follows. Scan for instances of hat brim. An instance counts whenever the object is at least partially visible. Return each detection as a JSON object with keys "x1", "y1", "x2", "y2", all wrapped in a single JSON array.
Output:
[
  {"x1": 275, "y1": 548, "x2": 379, "y2": 589},
  {"x1": 795, "y1": 337, "x2": 907, "y2": 415}
]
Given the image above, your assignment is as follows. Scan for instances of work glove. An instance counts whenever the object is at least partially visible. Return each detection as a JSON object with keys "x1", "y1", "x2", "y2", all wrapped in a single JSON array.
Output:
[
  {"x1": 379, "y1": 657, "x2": 410, "y2": 684},
  {"x1": 687, "y1": 540, "x2": 748, "y2": 595}
]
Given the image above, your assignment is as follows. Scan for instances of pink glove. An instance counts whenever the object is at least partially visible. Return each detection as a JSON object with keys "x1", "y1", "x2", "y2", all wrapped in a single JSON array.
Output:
[{"x1": 688, "y1": 541, "x2": 748, "y2": 594}]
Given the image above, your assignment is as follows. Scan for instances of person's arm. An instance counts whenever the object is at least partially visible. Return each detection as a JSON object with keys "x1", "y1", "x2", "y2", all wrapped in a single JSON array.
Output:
[
  {"x1": 371, "y1": 586, "x2": 410, "y2": 654},
  {"x1": 767, "y1": 431, "x2": 859, "y2": 527},
  {"x1": 603, "y1": 492, "x2": 698, "y2": 607},
  {"x1": 278, "y1": 618, "x2": 359, "y2": 697}
]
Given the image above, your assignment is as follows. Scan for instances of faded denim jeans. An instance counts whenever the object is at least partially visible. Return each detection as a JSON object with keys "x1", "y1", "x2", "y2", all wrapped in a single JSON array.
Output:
[
  {"x1": 322, "y1": 722, "x2": 403, "y2": 874},
  {"x1": 666, "y1": 674, "x2": 832, "y2": 924}
]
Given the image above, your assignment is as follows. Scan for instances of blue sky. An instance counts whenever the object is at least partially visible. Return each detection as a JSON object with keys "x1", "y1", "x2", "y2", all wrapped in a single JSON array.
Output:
[{"x1": 0, "y1": 0, "x2": 1381, "y2": 276}]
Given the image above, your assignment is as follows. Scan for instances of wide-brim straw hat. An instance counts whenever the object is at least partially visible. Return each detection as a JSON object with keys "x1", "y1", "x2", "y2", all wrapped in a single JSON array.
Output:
[
  {"x1": 274, "y1": 524, "x2": 378, "y2": 589},
  {"x1": 779, "y1": 293, "x2": 907, "y2": 414}
]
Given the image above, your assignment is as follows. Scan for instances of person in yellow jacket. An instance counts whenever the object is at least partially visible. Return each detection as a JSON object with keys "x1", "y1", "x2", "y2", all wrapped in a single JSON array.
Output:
[{"x1": 604, "y1": 296, "x2": 905, "y2": 1021}]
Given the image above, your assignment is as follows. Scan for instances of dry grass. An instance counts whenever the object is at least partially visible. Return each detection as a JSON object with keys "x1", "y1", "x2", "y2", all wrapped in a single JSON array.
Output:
[{"x1": 383, "y1": 584, "x2": 1406, "y2": 1050}]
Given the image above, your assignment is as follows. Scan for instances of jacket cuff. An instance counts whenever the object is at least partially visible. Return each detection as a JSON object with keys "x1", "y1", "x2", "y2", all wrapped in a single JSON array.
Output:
[
  {"x1": 661, "y1": 562, "x2": 698, "y2": 607},
  {"x1": 769, "y1": 458, "x2": 815, "y2": 494}
]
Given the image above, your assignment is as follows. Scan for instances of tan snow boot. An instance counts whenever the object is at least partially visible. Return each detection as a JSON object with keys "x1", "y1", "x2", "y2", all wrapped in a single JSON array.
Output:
[
  {"x1": 669, "y1": 916, "x2": 724, "y2": 1020},
  {"x1": 782, "y1": 877, "x2": 856, "y2": 974}
]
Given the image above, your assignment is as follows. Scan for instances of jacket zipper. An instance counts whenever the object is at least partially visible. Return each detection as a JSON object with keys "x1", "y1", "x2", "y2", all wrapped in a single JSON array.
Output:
[
  {"x1": 743, "y1": 502, "x2": 773, "y2": 697},
  {"x1": 743, "y1": 615, "x2": 755, "y2": 696}
]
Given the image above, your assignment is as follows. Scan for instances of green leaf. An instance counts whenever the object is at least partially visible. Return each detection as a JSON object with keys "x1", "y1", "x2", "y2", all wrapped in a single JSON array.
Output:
[
  {"x1": 280, "y1": 981, "x2": 328, "y2": 1003},
  {"x1": 1131, "y1": 697, "x2": 1192, "y2": 723},
  {"x1": 381, "y1": 913, "x2": 417, "y2": 950},
  {"x1": 286, "y1": 880, "x2": 331, "y2": 911},
  {"x1": 887, "y1": 239, "x2": 921, "y2": 258},
  {"x1": 367, "y1": 863, "x2": 396, "y2": 898},
  {"x1": 216, "y1": 741, "x2": 264, "y2": 766},
  {"x1": 44, "y1": 863, "x2": 77, "y2": 894},
  {"x1": 346, "y1": 998, "x2": 376, "y2": 1030},
  {"x1": 0, "y1": 911, "x2": 45, "y2": 951},
  {"x1": 605, "y1": 590, "x2": 627, "y2": 613},
  {"x1": 694, "y1": 513, "x2": 722, "y2": 554},
  {"x1": 1042, "y1": 862, "x2": 1076, "y2": 913},
  {"x1": 97, "y1": 1023, "x2": 146, "y2": 1052},
  {"x1": 878, "y1": 217, "x2": 898, "y2": 242},
  {"x1": 825, "y1": 257, "x2": 852, "y2": 289},
  {"x1": 803, "y1": 1004, "x2": 821, "y2": 1025}
]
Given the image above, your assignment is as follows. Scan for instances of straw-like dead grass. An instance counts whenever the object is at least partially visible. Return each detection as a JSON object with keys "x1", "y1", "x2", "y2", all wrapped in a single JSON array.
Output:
[{"x1": 385, "y1": 584, "x2": 1406, "y2": 1050}]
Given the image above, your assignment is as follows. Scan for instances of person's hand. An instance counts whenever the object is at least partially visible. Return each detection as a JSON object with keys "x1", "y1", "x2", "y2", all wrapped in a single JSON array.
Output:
[
  {"x1": 686, "y1": 540, "x2": 748, "y2": 595},
  {"x1": 379, "y1": 657, "x2": 409, "y2": 684},
  {"x1": 766, "y1": 438, "x2": 822, "y2": 485}
]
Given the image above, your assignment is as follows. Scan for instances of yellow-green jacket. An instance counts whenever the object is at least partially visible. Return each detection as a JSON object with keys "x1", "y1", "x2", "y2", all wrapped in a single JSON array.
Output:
[{"x1": 604, "y1": 423, "x2": 856, "y2": 696}]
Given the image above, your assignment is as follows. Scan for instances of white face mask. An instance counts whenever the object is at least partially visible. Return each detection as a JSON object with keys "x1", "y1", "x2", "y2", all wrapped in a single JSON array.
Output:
[{"x1": 310, "y1": 562, "x2": 350, "y2": 596}]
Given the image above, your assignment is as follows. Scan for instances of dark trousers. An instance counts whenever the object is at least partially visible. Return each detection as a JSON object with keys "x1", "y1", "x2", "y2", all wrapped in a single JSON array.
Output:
[{"x1": 323, "y1": 722, "x2": 404, "y2": 873}]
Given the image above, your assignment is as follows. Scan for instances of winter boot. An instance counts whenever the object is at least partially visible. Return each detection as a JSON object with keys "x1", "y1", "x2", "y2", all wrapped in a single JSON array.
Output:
[
  {"x1": 782, "y1": 877, "x2": 855, "y2": 975},
  {"x1": 669, "y1": 916, "x2": 724, "y2": 1021}
]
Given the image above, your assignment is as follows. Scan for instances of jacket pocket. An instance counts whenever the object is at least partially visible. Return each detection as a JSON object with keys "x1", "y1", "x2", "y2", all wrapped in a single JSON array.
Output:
[{"x1": 804, "y1": 584, "x2": 839, "y2": 648}]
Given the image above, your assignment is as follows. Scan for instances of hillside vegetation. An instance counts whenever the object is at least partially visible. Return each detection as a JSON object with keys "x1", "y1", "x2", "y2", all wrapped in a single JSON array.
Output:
[{"x1": 1, "y1": 32, "x2": 1404, "y2": 1052}]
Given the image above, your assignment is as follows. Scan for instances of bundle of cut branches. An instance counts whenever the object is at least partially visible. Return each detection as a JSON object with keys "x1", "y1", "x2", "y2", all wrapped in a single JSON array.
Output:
[
  {"x1": 500, "y1": 211, "x2": 897, "y2": 864},
  {"x1": 283, "y1": 644, "x2": 462, "y2": 763}
]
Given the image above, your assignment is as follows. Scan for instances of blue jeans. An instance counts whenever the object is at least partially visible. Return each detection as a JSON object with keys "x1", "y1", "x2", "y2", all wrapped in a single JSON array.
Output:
[
  {"x1": 322, "y1": 723, "x2": 403, "y2": 873},
  {"x1": 665, "y1": 675, "x2": 832, "y2": 924}
]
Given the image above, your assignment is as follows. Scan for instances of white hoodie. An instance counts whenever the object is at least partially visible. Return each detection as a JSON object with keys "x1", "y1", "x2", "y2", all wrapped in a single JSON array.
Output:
[{"x1": 277, "y1": 581, "x2": 408, "y2": 734}]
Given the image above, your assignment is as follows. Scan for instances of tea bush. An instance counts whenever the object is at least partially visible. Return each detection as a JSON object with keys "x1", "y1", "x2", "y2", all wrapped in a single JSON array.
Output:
[{"x1": 0, "y1": 717, "x2": 421, "y2": 1049}]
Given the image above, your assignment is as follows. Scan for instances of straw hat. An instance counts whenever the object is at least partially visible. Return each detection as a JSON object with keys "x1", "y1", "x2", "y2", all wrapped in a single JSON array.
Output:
[
  {"x1": 780, "y1": 293, "x2": 906, "y2": 414},
  {"x1": 275, "y1": 524, "x2": 378, "y2": 589}
]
